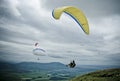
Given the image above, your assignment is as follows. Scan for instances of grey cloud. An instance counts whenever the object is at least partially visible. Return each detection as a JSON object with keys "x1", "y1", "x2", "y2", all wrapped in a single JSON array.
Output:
[
  {"x1": 0, "y1": 27, "x2": 35, "y2": 45},
  {"x1": 0, "y1": 0, "x2": 18, "y2": 20},
  {"x1": 0, "y1": 0, "x2": 120, "y2": 65},
  {"x1": 42, "y1": 0, "x2": 120, "y2": 17},
  {"x1": 48, "y1": 55, "x2": 64, "y2": 59},
  {"x1": 107, "y1": 53, "x2": 120, "y2": 61},
  {"x1": 0, "y1": 0, "x2": 11, "y2": 18},
  {"x1": 101, "y1": 53, "x2": 120, "y2": 65}
]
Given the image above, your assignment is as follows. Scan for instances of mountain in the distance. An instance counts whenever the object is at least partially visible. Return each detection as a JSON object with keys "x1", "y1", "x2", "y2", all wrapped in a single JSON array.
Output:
[
  {"x1": 0, "y1": 61, "x2": 103, "y2": 76},
  {"x1": 15, "y1": 62, "x2": 67, "y2": 71},
  {"x1": 0, "y1": 61, "x2": 119, "y2": 75},
  {"x1": 0, "y1": 61, "x2": 67, "y2": 72}
]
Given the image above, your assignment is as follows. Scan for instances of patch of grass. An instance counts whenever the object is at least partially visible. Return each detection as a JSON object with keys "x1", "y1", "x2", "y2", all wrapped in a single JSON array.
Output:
[{"x1": 70, "y1": 68, "x2": 120, "y2": 81}]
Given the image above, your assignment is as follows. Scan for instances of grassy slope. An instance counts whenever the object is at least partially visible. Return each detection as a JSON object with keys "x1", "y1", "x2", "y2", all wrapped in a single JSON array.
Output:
[{"x1": 70, "y1": 68, "x2": 120, "y2": 81}]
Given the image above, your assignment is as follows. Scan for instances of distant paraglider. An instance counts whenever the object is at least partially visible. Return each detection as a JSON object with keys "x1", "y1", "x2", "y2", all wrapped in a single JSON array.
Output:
[
  {"x1": 52, "y1": 6, "x2": 90, "y2": 35},
  {"x1": 33, "y1": 43, "x2": 46, "y2": 60},
  {"x1": 33, "y1": 48, "x2": 46, "y2": 56}
]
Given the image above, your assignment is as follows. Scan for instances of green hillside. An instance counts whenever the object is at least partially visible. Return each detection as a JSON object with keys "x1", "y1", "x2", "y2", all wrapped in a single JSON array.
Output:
[{"x1": 70, "y1": 68, "x2": 120, "y2": 81}]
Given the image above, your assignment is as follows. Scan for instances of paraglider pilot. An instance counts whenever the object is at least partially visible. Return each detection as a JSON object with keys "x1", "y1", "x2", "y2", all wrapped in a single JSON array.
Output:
[{"x1": 67, "y1": 60, "x2": 76, "y2": 68}]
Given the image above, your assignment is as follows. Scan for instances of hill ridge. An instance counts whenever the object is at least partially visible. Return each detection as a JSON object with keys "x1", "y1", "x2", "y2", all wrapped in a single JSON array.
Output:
[{"x1": 71, "y1": 68, "x2": 120, "y2": 81}]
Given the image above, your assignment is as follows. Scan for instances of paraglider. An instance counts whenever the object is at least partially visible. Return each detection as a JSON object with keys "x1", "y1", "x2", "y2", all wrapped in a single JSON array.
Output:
[
  {"x1": 33, "y1": 48, "x2": 46, "y2": 56},
  {"x1": 66, "y1": 60, "x2": 76, "y2": 68},
  {"x1": 52, "y1": 6, "x2": 89, "y2": 35},
  {"x1": 52, "y1": 6, "x2": 90, "y2": 68},
  {"x1": 33, "y1": 43, "x2": 46, "y2": 60}
]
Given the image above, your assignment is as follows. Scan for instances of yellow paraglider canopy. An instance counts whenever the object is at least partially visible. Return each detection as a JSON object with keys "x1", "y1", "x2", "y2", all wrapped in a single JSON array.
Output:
[{"x1": 52, "y1": 6, "x2": 89, "y2": 35}]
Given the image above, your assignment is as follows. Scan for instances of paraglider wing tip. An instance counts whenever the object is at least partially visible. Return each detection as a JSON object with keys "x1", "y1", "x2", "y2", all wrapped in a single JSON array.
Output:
[
  {"x1": 52, "y1": 9, "x2": 60, "y2": 20},
  {"x1": 86, "y1": 31, "x2": 90, "y2": 35},
  {"x1": 52, "y1": 9, "x2": 55, "y2": 19}
]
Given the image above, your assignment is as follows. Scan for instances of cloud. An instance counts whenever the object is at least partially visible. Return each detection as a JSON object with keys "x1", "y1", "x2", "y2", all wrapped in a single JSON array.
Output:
[
  {"x1": 42, "y1": 0, "x2": 120, "y2": 18},
  {"x1": 0, "y1": 0, "x2": 120, "y2": 66},
  {"x1": 48, "y1": 55, "x2": 64, "y2": 59}
]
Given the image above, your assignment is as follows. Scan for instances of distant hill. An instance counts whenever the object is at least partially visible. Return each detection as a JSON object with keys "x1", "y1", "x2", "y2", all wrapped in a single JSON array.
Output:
[
  {"x1": 0, "y1": 61, "x2": 67, "y2": 72},
  {"x1": 0, "y1": 61, "x2": 101, "y2": 74},
  {"x1": 70, "y1": 68, "x2": 120, "y2": 81},
  {"x1": 0, "y1": 61, "x2": 120, "y2": 76},
  {"x1": 16, "y1": 62, "x2": 67, "y2": 71}
]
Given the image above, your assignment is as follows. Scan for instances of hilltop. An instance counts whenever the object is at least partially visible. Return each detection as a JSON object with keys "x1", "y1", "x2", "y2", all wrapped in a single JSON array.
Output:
[{"x1": 70, "y1": 68, "x2": 120, "y2": 81}]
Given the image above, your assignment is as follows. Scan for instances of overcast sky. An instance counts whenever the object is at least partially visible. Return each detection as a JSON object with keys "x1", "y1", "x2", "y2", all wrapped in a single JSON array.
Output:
[{"x1": 0, "y1": 0, "x2": 120, "y2": 65}]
